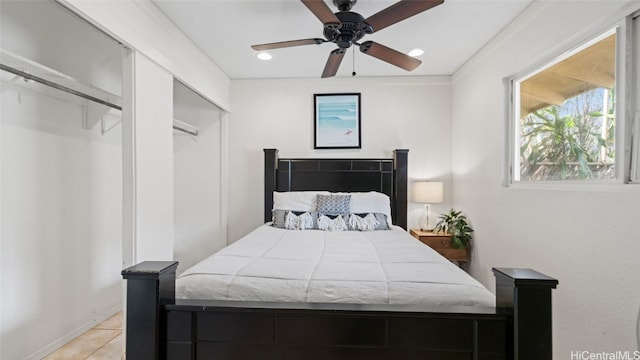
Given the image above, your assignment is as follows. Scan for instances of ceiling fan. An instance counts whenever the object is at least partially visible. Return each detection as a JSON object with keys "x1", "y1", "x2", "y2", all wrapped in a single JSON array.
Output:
[{"x1": 251, "y1": 0, "x2": 444, "y2": 78}]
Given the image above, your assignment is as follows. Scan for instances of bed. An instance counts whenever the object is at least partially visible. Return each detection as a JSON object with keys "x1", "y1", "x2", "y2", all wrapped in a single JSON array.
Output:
[{"x1": 122, "y1": 149, "x2": 558, "y2": 360}]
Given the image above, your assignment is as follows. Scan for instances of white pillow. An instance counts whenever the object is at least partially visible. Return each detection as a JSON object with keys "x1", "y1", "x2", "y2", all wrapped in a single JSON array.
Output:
[
  {"x1": 273, "y1": 191, "x2": 330, "y2": 212},
  {"x1": 347, "y1": 192, "x2": 392, "y2": 223}
]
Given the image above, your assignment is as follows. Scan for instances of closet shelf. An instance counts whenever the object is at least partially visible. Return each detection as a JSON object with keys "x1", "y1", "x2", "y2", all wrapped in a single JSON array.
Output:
[
  {"x1": 173, "y1": 118, "x2": 199, "y2": 137},
  {"x1": 2, "y1": 50, "x2": 200, "y2": 137},
  {"x1": 0, "y1": 49, "x2": 121, "y2": 110}
]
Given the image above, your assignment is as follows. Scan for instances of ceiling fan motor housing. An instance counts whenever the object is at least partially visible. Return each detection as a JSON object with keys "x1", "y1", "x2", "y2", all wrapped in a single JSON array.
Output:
[{"x1": 323, "y1": 11, "x2": 372, "y2": 49}]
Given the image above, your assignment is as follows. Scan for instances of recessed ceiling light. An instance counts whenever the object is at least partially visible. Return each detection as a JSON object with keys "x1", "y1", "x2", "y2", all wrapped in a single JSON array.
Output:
[
  {"x1": 257, "y1": 52, "x2": 272, "y2": 60},
  {"x1": 408, "y1": 48, "x2": 424, "y2": 57}
]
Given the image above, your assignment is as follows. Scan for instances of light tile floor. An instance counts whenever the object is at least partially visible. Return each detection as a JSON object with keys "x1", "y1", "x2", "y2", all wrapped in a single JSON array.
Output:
[{"x1": 44, "y1": 312, "x2": 123, "y2": 360}]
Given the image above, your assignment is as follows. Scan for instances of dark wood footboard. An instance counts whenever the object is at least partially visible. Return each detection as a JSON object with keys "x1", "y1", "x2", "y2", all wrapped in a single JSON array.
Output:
[{"x1": 122, "y1": 262, "x2": 558, "y2": 360}]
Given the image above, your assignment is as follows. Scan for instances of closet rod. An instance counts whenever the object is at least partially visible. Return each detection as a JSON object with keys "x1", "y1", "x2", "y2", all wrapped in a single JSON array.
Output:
[
  {"x1": 173, "y1": 125, "x2": 198, "y2": 137},
  {"x1": 2, "y1": 63, "x2": 199, "y2": 137},
  {"x1": 0, "y1": 63, "x2": 122, "y2": 110}
]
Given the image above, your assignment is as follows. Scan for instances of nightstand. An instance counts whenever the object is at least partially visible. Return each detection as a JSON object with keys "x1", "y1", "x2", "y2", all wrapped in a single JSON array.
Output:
[{"x1": 410, "y1": 229, "x2": 469, "y2": 262}]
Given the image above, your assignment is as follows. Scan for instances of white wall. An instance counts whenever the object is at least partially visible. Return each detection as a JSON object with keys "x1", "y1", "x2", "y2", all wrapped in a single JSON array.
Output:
[
  {"x1": 0, "y1": 85, "x2": 122, "y2": 360},
  {"x1": 174, "y1": 81, "x2": 227, "y2": 273},
  {"x1": 451, "y1": 1, "x2": 640, "y2": 357},
  {"x1": 228, "y1": 76, "x2": 453, "y2": 242}
]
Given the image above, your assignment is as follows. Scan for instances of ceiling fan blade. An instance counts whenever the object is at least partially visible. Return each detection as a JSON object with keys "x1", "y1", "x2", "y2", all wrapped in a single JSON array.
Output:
[
  {"x1": 359, "y1": 41, "x2": 421, "y2": 71},
  {"x1": 301, "y1": 0, "x2": 341, "y2": 28},
  {"x1": 364, "y1": 0, "x2": 444, "y2": 33},
  {"x1": 321, "y1": 49, "x2": 346, "y2": 78},
  {"x1": 251, "y1": 38, "x2": 326, "y2": 51}
]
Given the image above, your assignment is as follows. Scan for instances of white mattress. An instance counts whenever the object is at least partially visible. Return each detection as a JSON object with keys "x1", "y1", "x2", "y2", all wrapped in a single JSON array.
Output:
[{"x1": 176, "y1": 225, "x2": 495, "y2": 307}]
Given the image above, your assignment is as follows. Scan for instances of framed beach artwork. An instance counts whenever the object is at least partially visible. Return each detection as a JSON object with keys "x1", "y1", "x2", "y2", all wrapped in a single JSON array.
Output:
[{"x1": 314, "y1": 93, "x2": 361, "y2": 149}]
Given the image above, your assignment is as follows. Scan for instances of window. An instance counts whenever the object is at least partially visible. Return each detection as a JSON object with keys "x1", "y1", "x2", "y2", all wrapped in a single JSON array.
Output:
[
  {"x1": 510, "y1": 10, "x2": 640, "y2": 186},
  {"x1": 512, "y1": 30, "x2": 617, "y2": 182}
]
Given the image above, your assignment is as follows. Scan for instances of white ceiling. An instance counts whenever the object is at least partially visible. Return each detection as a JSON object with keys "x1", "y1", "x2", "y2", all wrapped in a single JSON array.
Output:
[{"x1": 152, "y1": 0, "x2": 534, "y2": 79}]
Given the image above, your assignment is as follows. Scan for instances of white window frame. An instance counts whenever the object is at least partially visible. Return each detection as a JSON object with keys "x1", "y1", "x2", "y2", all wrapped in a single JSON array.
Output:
[
  {"x1": 507, "y1": 14, "x2": 638, "y2": 188},
  {"x1": 630, "y1": 12, "x2": 640, "y2": 183}
]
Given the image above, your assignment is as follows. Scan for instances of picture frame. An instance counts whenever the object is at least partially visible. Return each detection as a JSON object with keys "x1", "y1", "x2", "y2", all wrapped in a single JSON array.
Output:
[{"x1": 314, "y1": 93, "x2": 361, "y2": 149}]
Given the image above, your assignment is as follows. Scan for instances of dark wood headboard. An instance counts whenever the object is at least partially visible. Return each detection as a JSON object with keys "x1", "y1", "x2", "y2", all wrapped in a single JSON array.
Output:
[{"x1": 264, "y1": 149, "x2": 408, "y2": 229}]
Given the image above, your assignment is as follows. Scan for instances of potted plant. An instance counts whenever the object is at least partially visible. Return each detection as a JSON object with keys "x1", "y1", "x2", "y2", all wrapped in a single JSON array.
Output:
[{"x1": 434, "y1": 209, "x2": 473, "y2": 249}]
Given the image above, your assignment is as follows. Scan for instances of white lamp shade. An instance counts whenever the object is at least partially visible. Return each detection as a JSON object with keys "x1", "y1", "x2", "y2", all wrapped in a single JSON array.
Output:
[{"x1": 413, "y1": 181, "x2": 443, "y2": 204}]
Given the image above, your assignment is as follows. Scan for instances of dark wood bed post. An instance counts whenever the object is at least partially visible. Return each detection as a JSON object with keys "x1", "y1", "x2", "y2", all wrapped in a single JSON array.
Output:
[
  {"x1": 393, "y1": 149, "x2": 408, "y2": 230},
  {"x1": 264, "y1": 148, "x2": 278, "y2": 223},
  {"x1": 493, "y1": 268, "x2": 559, "y2": 360},
  {"x1": 122, "y1": 261, "x2": 179, "y2": 360}
]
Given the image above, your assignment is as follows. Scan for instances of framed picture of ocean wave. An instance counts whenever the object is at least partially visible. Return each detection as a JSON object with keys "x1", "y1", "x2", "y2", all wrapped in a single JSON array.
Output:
[{"x1": 314, "y1": 93, "x2": 361, "y2": 149}]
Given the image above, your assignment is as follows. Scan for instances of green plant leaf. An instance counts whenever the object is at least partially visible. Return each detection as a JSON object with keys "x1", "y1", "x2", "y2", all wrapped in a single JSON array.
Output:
[{"x1": 435, "y1": 209, "x2": 473, "y2": 249}]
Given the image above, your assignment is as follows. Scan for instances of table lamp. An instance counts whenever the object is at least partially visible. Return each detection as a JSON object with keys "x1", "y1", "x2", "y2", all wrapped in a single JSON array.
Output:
[{"x1": 413, "y1": 181, "x2": 443, "y2": 231}]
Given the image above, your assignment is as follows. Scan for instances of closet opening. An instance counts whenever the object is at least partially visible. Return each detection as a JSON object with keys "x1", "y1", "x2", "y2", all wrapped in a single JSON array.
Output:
[
  {"x1": 173, "y1": 79, "x2": 227, "y2": 274},
  {"x1": 1, "y1": 1, "x2": 125, "y2": 359}
]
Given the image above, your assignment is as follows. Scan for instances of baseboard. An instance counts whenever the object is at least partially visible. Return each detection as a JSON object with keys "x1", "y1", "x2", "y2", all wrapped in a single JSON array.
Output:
[{"x1": 24, "y1": 304, "x2": 122, "y2": 360}]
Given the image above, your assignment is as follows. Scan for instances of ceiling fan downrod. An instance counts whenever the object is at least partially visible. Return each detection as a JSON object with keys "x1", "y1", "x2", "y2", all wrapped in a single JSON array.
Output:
[{"x1": 333, "y1": 0, "x2": 357, "y2": 12}]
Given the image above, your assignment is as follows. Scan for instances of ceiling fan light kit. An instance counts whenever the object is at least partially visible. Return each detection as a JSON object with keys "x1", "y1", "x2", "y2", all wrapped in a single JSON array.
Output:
[{"x1": 251, "y1": 0, "x2": 444, "y2": 78}]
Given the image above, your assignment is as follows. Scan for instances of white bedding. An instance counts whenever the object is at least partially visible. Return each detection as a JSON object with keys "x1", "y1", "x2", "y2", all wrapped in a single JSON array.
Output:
[{"x1": 176, "y1": 225, "x2": 495, "y2": 307}]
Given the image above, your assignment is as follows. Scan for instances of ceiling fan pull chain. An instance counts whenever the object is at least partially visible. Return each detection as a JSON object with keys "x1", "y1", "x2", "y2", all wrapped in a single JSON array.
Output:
[{"x1": 352, "y1": 46, "x2": 357, "y2": 77}]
